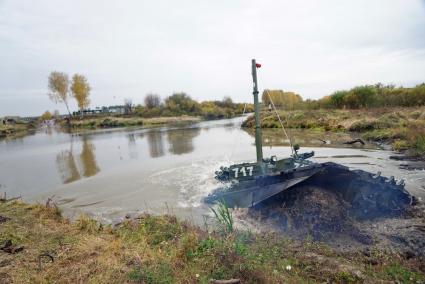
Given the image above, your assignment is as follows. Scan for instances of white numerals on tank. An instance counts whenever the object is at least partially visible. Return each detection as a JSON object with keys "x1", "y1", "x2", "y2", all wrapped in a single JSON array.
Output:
[{"x1": 232, "y1": 166, "x2": 254, "y2": 177}]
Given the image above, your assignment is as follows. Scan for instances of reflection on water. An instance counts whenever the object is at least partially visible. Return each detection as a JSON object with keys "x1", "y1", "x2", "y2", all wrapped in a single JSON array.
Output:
[
  {"x1": 245, "y1": 128, "x2": 380, "y2": 149},
  {"x1": 80, "y1": 136, "x2": 100, "y2": 177},
  {"x1": 167, "y1": 128, "x2": 201, "y2": 155},
  {"x1": 146, "y1": 131, "x2": 165, "y2": 158},
  {"x1": 56, "y1": 147, "x2": 81, "y2": 184},
  {"x1": 56, "y1": 136, "x2": 100, "y2": 184},
  {"x1": 127, "y1": 134, "x2": 138, "y2": 159}
]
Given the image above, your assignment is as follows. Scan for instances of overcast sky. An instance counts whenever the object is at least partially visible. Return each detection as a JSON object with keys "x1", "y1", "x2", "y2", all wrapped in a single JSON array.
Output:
[{"x1": 1, "y1": 0, "x2": 425, "y2": 116}]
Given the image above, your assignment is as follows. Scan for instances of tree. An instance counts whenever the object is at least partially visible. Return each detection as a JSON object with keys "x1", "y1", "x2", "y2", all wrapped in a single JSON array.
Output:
[
  {"x1": 164, "y1": 93, "x2": 200, "y2": 115},
  {"x1": 40, "y1": 111, "x2": 52, "y2": 120},
  {"x1": 221, "y1": 96, "x2": 234, "y2": 108},
  {"x1": 349, "y1": 86, "x2": 376, "y2": 108},
  {"x1": 124, "y1": 98, "x2": 133, "y2": 115},
  {"x1": 144, "y1": 93, "x2": 161, "y2": 109},
  {"x1": 262, "y1": 90, "x2": 302, "y2": 109},
  {"x1": 70, "y1": 74, "x2": 91, "y2": 117},
  {"x1": 329, "y1": 90, "x2": 348, "y2": 108},
  {"x1": 48, "y1": 71, "x2": 71, "y2": 116}
]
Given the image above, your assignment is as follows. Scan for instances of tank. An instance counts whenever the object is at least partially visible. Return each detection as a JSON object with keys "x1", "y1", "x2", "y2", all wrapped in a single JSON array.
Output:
[{"x1": 205, "y1": 59, "x2": 412, "y2": 212}]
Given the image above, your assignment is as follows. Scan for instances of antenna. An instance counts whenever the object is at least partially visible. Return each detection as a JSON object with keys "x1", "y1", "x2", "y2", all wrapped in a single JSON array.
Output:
[{"x1": 251, "y1": 59, "x2": 263, "y2": 164}]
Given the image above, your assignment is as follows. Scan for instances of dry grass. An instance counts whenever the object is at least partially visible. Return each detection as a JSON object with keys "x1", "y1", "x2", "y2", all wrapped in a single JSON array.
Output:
[
  {"x1": 0, "y1": 123, "x2": 35, "y2": 139},
  {"x1": 243, "y1": 107, "x2": 425, "y2": 155},
  {"x1": 65, "y1": 115, "x2": 201, "y2": 129},
  {"x1": 0, "y1": 201, "x2": 424, "y2": 283},
  {"x1": 143, "y1": 115, "x2": 201, "y2": 126}
]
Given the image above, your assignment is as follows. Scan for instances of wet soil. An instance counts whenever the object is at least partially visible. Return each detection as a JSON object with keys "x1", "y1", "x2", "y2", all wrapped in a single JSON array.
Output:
[
  {"x1": 234, "y1": 181, "x2": 425, "y2": 261},
  {"x1": 390, "y1": 154, "x2": 425, "y2": 171}
]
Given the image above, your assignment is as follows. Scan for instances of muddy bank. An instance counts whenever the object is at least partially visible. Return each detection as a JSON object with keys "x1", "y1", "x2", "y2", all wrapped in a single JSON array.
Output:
[
  {"x1": 0, "y1": 123, "x2": 36, "y2": 140},
  {"x1": 235, "y1": 178, "x2": 425, "y2": 260},
  {"x1": 390, "y1": 154, "x2": 425, "y2": 171}
]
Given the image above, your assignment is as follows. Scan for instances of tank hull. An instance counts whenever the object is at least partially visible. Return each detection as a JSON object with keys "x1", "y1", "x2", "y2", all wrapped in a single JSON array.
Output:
[
  {"x1": 206, "y1": 162, "x2": 412, "y2": 211},
  {"x1": 206, "y1": 164, "x2": 324, "y2": 207}
]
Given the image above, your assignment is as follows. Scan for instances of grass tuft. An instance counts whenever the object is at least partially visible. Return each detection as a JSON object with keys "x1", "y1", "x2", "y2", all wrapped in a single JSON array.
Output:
[
  {"x1": 75, "y1": 214, "x2": 103, "y2": 233},
  {"x1": 211, "y1": 200, "x2": 234, "y2": 233}
]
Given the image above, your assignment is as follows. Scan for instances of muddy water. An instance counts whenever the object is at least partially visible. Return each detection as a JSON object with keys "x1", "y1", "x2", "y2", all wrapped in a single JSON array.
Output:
[{"x1": 0, "y1": 117, "x2": 423, "y2": 224}]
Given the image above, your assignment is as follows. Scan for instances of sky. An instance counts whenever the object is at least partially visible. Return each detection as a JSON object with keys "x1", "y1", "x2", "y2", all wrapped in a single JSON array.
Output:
[{"x1": 0, "y1": 0, "x2": 425, "y2": 116}]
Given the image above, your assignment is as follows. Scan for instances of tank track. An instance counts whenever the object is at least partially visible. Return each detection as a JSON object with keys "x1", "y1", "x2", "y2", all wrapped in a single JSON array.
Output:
[{"x1": 307, "y1": 162, "x2": 413, "y2": 219}]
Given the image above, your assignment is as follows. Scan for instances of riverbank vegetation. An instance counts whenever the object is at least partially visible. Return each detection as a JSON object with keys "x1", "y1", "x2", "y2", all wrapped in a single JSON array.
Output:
[
  {"x1": 263, "y1": 83, "x2": 425, "y2": 110},
  {"x1": 1, "y1": 200, "x2": 424, "y2": 283},
  {"x1": 250, "y1": 83, "x2": 425, "y2": 156},
  {"x1": 62, "y1": 93, "x2": 252, "y2": 129},
  {"x1": 134, "y1": 93, "x2": 252, "y2": 120},
  {"x1": 243, "y1": 107, "x2": 425, "y2": 155},
  {"x1": 64, "y1": 115, "x2": 201, "y2": 129},
  {"x1": 0, "y1": 120, "x2": 36, "y2": 139}
]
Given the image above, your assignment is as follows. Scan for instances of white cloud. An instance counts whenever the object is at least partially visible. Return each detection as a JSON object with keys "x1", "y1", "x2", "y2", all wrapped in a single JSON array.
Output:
[{"x1": 0, "y1": 0, "x2": 424, "y2": 116}]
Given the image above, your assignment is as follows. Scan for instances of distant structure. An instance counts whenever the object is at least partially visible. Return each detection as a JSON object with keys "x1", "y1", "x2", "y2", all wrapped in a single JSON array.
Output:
[
  {"x1": 1, "y1": 105, "x2": 127, "y2": 122},
  {"x1": 73, "y1": 105, "x2": 126, "y2": 116},
  {"x1": 1, "y1": 116, "x2": 18, "y2": 125},
  {"x1": 1, "y1": 116, "x2": 37, "y2": 125}
]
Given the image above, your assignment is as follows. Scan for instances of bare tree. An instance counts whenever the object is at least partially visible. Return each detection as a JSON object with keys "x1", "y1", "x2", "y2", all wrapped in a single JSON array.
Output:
[
  {"x1": 144, "y1": 93, "x2": 161, "y2": 109},
  {"x1": 71, "y1": 74, "x2": 91, "y2": 117},
  {"x1": 48, "y1": 71, "x2": 71, "y2": 116},
  {"x1": 124, "y1": 98, "x2": 133, "y2": 115}
]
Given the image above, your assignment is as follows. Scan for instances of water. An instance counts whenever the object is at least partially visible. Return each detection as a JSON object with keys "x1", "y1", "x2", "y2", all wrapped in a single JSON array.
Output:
[{"x1": 0, "y1": 117, "x2": 423, "y2": 223}]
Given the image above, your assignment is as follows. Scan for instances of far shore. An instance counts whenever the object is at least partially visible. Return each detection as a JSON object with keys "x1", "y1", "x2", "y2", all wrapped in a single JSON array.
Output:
[
  {"x1": 243, "y1": 106, "x2": 425, "y2": 157},
  {"x1": 62, "y1": 115, "x2": 202, "y2": 129},
  {"x1": 0, "y1": 121, "x2": 36, "y2": 140},
  {"x1": 0, "y1": 115, "x2": 203, "y2": 140},
  {"x1": 2, "y1": 107, "x2": 425, "y2": 160}
]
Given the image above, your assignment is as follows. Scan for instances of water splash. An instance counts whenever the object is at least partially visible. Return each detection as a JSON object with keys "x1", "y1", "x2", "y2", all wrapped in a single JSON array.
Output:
[{"x1": 148, "y1": 157, "x2": 237, "y2": 208}]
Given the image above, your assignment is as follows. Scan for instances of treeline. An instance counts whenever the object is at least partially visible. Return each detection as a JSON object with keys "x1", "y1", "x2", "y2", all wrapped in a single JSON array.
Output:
[
  {"x1": 263, "y1": 83, "x2": 425, "y2": 110},
  {"x1": 135, "y1": 93, "x2": 253, "y2": 119},
  {"x1": 262, "y1": 90, "x2": 303, "y2": 110}
]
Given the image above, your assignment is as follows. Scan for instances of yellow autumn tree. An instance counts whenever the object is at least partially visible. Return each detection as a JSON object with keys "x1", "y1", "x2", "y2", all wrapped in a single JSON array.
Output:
[
  {"x1": 40, "y1": 111, "x2": 52, "y2": 120},
  {"x1": 48, "y1": 71, "x2": 71, "y2": 116},
  {"x1": 70, "y1": 74, "x2": 91, "y2": 117},
  {"x1": 262, "y1": 89, "x2": 303, "y2": 110}
]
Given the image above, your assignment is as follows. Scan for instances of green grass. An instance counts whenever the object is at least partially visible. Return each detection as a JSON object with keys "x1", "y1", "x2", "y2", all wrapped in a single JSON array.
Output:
[
  {"x1": 414, "y1": 134, "x2": 425, "y2": 155},
  {"x1": 210, "y1": 200, "x2": 234, "y2": 233},
  {"x1": 384, "y1": 263, "x2": 425, "y2": 283},
  {"x1": 127, "y1": 263, "x2": 173, "y2": 284}
]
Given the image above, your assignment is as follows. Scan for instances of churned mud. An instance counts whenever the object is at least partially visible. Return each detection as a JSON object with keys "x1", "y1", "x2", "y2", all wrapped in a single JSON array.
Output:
[{"x1": 234, "y1": 178, "x2": 425, "y2": 261}]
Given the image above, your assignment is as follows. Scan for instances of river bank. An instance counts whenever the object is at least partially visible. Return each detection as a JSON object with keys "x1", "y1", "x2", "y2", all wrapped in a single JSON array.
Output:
[
  {"x1": 0, "y1": 122, "x2": 36, "y2": 140},
  {"x1": 242, "y1": 107, "x2": 425, "y2": 156},
  {"x1": 1, "y1": 199, "x2": 424, "y2": 283},
  {"x1": 61, "y1": 115, "x2": 202, "y2": 129}
]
